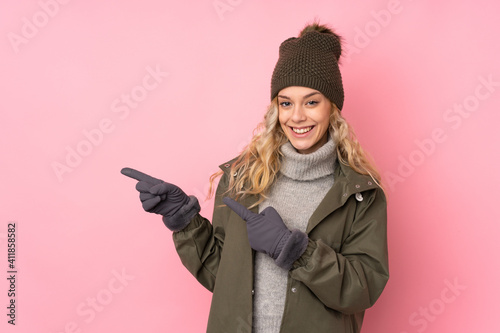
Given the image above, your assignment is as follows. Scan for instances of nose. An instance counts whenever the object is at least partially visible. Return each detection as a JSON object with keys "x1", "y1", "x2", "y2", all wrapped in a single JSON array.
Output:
[{"x1": 291, "y1": 105, "x2": 307, "y2": 123}]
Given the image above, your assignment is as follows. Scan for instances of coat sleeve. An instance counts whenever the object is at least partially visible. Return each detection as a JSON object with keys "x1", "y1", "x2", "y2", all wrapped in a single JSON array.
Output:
[
  {"x1": 290, "y1": 187, "x2": 389, "y2": 314},
  {"x1": 171, "y1": 172, "x2": 230, "y2": 292}
]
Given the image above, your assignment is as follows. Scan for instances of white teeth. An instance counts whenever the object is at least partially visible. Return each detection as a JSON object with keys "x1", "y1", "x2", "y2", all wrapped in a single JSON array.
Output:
[{"x1": 292, "y1": 127, "x2": 312, "y2": 134}]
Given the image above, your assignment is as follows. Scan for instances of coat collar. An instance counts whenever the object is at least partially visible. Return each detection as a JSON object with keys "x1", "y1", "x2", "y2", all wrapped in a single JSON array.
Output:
[
  {"x1": 306, "y1": 159, "x2": 379, "y2": 233},
  {"x1": 219, "y1": 158, "x2": 259, "y2": 213},
  {"x1": 219, "y1": 157, "x2": 238, "y2": 174},
  {"x1": 218, "y1": 156, "x2": 380, "y2": 232}
]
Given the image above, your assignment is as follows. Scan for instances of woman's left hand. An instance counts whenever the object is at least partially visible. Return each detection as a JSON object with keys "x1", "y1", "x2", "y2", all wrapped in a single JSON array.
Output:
[{"x1": 223, "y1": 197, "x2": 291, "y2": 260}]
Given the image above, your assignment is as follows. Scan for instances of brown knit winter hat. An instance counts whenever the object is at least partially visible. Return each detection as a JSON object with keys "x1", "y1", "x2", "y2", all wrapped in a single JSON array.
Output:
[{"x1": 270, "y1": 23, "x2": 344, "y2": 110}]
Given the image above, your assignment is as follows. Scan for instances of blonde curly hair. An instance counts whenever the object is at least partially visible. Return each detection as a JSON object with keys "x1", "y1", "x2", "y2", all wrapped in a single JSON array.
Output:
[{"x1": 207, "y1": 97, "x2": 382, "y2": 207}]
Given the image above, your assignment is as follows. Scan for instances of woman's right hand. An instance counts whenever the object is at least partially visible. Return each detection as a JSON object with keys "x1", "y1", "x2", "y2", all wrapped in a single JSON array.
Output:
[{"x1": 121, "y1": 167, "x2": 190, "y2": 218}]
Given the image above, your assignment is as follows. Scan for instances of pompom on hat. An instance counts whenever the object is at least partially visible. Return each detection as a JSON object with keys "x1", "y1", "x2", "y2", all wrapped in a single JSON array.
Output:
[{"x1": 270, "y1": 22, "x2": 344, "y2": 110}]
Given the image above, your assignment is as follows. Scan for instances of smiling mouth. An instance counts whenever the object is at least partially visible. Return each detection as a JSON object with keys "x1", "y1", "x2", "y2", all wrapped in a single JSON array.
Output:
[{"x1": 291, "y1": 126, "x2": 313, "y2": 134}]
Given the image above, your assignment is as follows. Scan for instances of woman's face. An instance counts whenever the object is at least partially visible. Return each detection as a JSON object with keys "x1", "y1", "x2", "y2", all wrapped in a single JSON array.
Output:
[{"x1": 277, "y1": 86, "x2": 332, "y2": 154}]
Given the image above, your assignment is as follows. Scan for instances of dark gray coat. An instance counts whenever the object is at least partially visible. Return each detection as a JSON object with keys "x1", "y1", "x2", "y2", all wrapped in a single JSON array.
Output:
[{"x1": 173, "y1": 158, "x2": 389, "y2": 332}]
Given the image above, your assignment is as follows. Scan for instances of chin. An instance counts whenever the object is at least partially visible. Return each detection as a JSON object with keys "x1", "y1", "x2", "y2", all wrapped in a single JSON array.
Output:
[
  {"x1": 292, "y1": 143, "x2": 312, "y2": 151},
  {"x1": 289, "y1": 140, "x2": 315, "y2": 153}
]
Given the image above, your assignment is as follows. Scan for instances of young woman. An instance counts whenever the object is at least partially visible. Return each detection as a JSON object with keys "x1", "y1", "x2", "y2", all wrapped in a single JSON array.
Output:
[{"x1": 122, "y1": 22, "x2": 389, "y2": 333}]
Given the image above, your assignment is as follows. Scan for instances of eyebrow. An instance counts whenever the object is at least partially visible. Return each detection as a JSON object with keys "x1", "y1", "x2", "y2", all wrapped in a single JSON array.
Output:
[{"x1": 277, "y1": 91, "x2": 321, "y2": 100}]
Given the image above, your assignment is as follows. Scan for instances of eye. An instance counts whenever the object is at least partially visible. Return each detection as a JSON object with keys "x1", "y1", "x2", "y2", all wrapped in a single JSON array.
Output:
[
  {"x1": 306, "y1": 100, "x2": 319, "y2": 106},
  {"x1": 279, "y1": 101, "x2": 292, "y2": 108}
]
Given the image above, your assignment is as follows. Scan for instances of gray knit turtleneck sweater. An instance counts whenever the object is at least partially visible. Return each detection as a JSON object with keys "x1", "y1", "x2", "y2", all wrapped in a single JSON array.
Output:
[{"x1": 253, "y1": 137, "x2": 337, "y2": 332}]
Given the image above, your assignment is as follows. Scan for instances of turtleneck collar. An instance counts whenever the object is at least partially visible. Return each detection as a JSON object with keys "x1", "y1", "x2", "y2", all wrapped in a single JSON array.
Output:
[{"x1": 280, "y1": 136, "x2": 337, "y2": 181}]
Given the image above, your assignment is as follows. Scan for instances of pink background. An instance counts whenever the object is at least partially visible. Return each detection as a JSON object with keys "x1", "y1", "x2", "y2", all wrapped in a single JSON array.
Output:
[{"x1": 2, "y1": 0, "x2": 500, "y2": 332}]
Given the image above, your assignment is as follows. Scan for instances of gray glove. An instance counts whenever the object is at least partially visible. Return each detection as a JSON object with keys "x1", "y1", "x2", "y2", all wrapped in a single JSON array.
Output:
[
  {"x1": 223, "y1": 197, "x2": 296, "y2": 261},
  {"x1": 121, "y1": 167, "x2": 198, "y2": 231}
]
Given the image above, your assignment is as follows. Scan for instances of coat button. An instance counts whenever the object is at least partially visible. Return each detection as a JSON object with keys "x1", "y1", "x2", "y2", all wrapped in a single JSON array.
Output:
[
  {"x1": 224, "y1": 163, "x2": 230, "y2": 168},
  {"x1": 251, "y1": 289, "x2": 255, "y2": 295},
  {"x1": 291, "y1": 287, "x2": 297, "y2": 293},
  {"x1": 355, "y1": 184, "x2": 360, "y2": 188},
  {"x1": 368, "y1": 181, "x2": 373, "y2": 185},
  {"x1": 355, "y1": 193, "x2": 363, "y2": 202}
]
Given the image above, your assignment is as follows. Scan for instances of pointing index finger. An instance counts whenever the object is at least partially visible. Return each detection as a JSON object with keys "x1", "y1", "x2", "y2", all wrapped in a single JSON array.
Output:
[
  {"x1": 223, "y1": 197, "x2": 254, "y2": 221},
  {"x1": 121, "y1": 167, "x2": 162, "y2": 184}
]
